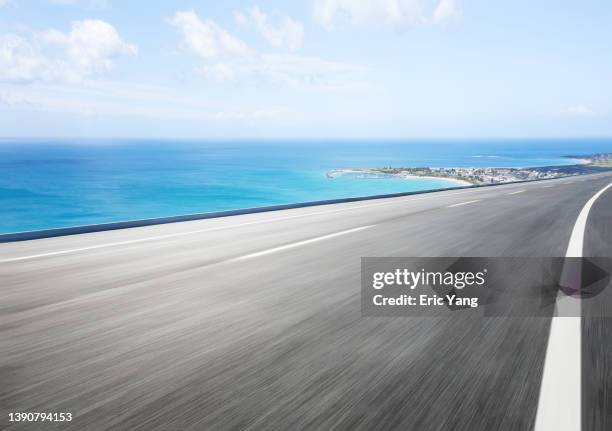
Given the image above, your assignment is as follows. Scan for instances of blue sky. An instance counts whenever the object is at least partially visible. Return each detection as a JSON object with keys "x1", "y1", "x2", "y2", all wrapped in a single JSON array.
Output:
[{"x1": 0, "y1": 0, "x2": 611, "y2": 138}]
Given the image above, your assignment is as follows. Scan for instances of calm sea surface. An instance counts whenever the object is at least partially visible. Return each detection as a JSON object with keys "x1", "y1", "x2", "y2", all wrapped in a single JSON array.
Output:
[{"x1": 1, "y1": 139, "x2": 610, "y2": 233}]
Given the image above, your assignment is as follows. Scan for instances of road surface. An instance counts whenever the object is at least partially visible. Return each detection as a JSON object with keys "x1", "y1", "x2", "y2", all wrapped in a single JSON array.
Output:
[{"x1": 2, "y1": 173, "x2": 612, "y2": 430}]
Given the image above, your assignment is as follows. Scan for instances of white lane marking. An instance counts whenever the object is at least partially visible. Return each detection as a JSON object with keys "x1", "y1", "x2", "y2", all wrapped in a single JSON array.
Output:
[
  {"x1": 0, "y1": 188, "x2": 495, "y2": 264},
  {"x1": 534, "y1": 181, "x2": 612, "y2": 431},
  {"x1": 228, "y1": 225, "x2": 374, "y2": 262},
  {"x1": 507, "y1": 190, "x2": 525, "y2": 195},
  {"x1": 543, "y1": 185, "x2": 555, "y2": 188},
  {"x1": 446, "y1": 199, "x2": 481, "y2": 208},
  {"x1": 6, "y1": 226, "x2": 377, "y2": 316},
  {"x1": 565, "y1": 183, "x2": 612, "y2": 257}
]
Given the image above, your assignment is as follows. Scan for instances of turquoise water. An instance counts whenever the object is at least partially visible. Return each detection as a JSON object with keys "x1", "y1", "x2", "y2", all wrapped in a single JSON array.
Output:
[{"x1": 0, "y1": 139, "x2": 610, "y2": 233}]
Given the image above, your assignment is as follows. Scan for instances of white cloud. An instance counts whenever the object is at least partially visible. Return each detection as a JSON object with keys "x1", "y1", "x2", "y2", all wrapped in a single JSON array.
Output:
[
  {"x1": 566, "y1": 105, "x2": 594, "y2": 116},
  {"x1": 433, "y1": 0, "x2": 461, "y2": 22},
  {"x1": 41, "y1": 20, "x2": 137, "y2": 79},
  {"x1": 0, "y1": 0, "x2": 8, "y2": 7},
  {"x1": 199, "y1": 63, "x2": 236, "y2": 82},
  {"x1": 0, "y1": 20, "x2": 136, "y2": 83},
  {"x1": 0, "y1": 92, "x2": 43, "y2": 109},
  {"x1": 0, "y1": 35, "x2": 50, "y2": 82},
  {"x1": 234, "y1": 11, "x2": 248, "y2": 27},
  {"x1": 49, "y1": 0, "x2": 109, "y2": 7},
  {"x1": 193, "y1": 52, "x2": 364, "y2": 90},
  {"x1": 212, "y1": 108, "x2": 281, "y2": 121},
  {"x1": 169, "y1": 10, "x2": 250, "y2": 61},
  {"x1": 169, "y1": 10, "x2": 364, "y2": 91},
  {"x1": 255, "y1": 53, "x2": 364, "y2": 91},
  {"x1": 0, "y1": 82, "x2": 285, "y2": 123},
  {"x1": 245, "y1": 7, "x2": 304, "y2": 52},
  {"x1": 313, "y1": 0, "x2": 460, "y2": 29}
]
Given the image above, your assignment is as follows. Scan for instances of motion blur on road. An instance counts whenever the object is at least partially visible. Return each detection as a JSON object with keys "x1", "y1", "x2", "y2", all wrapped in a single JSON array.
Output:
[{"x1": 2, "y1": 174, "x2": 612, "y2": 430}]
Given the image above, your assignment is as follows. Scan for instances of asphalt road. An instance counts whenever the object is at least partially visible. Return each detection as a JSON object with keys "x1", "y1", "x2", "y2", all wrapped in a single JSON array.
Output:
[{"x1": 1, "y1": 173, "x2": 612, "y2": 431}]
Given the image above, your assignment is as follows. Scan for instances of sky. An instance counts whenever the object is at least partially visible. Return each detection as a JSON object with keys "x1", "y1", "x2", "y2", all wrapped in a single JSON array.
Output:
[{"x1": 0, "y1": 0, "x2": 611, "y2": 139}]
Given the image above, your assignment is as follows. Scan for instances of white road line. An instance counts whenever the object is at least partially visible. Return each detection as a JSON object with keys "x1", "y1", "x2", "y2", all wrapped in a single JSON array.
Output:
[
  {"x1": 446, "y1": 199, "x2": 481, "y2": 208},
  {"x1": 507, "y1": 190, "x2": 525, "y2": 195},
  {"x1": 543, "y1": 185, "x2": 555, "y2": 188},
  {"x1": 0, "y1": 188, "x2": 494, "y2": 264},
  {"x1": 228, "y1": 225, "x2": 374, "y2": 262},
  {"x1": 4, "y1": 226, "x2": 377, "y2": 315},
  {"x1": 565, "y1": 183, "x2": 612, "y2": 257},
  {"x1": 534, "y1": 181, "x2": 612, "y2": 431}
]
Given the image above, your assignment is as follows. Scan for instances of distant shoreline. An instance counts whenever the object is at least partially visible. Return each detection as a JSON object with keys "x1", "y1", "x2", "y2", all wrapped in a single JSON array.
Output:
[
  {"x1": 328, "y1": 153, "x2": 612, "y2": 186},
  {"x1": 399, "y1": 174, "x2": 472, "y2": 186},
  {"x1": 326, "y1": 169, "x2": 473, "y2": 186}
]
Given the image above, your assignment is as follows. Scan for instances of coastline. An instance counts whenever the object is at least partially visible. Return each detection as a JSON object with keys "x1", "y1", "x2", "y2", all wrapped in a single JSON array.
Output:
[
  {"x1": 396, "y1": 174, "x2": 472, "y2": 186},
  {"x1": 326, "y1": 154, "x2": 612, "y2": 186},
  {"x1": 327, "y1": 169, "x2": 474, "y2": 186}
]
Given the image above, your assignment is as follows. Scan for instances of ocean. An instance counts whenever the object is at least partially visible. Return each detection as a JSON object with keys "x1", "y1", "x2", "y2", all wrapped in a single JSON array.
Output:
[{"x1": 1, "y1": 138, "x2": 610, "y2": 234}]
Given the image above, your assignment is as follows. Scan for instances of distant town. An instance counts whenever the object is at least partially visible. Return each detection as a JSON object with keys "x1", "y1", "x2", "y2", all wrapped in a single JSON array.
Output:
[{"x1": 327, "y1": 153, "x2": 612, "y2": 185}]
